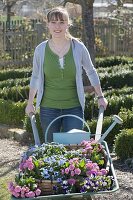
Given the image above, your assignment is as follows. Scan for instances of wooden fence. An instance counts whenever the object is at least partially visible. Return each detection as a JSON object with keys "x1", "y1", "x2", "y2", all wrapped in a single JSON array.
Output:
[
  {"x1": 0, "y1": 20, "x2": 46, "y2": 68},
  {"x1": 0, "y1": 19, "x2": 133, "y2": 68}
]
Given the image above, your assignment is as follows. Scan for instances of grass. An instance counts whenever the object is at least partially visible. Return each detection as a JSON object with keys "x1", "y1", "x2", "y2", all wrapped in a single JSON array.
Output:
[{"x1": 0, "y1": 174, "x2": 15, "y2": 200}]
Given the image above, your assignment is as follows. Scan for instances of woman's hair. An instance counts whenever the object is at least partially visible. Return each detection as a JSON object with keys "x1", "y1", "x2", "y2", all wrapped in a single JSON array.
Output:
[{"x1": 47, "y1": 7, "x2": 73, "y2": 39}]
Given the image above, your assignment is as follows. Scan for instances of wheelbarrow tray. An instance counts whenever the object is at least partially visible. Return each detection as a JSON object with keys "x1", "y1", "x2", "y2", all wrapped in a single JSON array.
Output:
[{"x1": 11, "y1": 141, "x2": 119, "y2": 200}]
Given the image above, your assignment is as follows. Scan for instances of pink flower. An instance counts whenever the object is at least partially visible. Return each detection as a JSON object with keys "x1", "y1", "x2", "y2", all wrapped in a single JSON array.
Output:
[
  {"x1": 25, "y1": 187, "x2": 30, "y2": 193},
  {"x1": 81, "y1": 140, "x2": 88, "y2": 145},
  {"x1": 74, "y1": 168, "x2": 81, "y2": 175},
  {"x1": 23, "y1": 162, "x2": 28, "y2": 169},
  {"x1": 35, "y1": 188, "x2": 41, "y2": 196},
  {"x1": 86, "y1": 162, "x2": 93, "y2": 170},
  {"x1": 28, "y1": 163, "x2": 34, "y2": 170},
  {"x1": 14, "y1": 185, "x2": 21, "y2": 193},
  {"x1": 23, "y1": 157, "x2": 34, "y2": 170},
  {"x1": 19, "y1": 163, "x2": 24, "y2": 171},
  {"x1": 61, "y1": 169, "x2": 65, "y2": 174},
  {"x1": 12, "y1": 191, "x2": 20, "y2": 198},
  {"x1": 25, "y1": 191, "x2": 35, "y2": 198},
  {"x1": 21, "y1": 186, "x2": 26, "y2": 194},
  {"x1": 68, "y1": 178, "x2": 76, "y2": 185},
  {"x1": 85, "y1": 145, "x2": 93, "y2": 150},
  {"x1": 8, "y1": 182, "x2": 14, "y2": 192},
  {"x1": 71, "y1": 170, "x2": 75, "y2": 176},
  {"x1": 21, "y1": 193, "x2": 26, "y2": 198},
  {"x1": 86, "y1": 169, "x2": 97, "y2": 176},
  {"x1": 69, "y1": 159, "x2": 74, "y2": 164},
  {"x1": 65, "y1": 167, "x2": 69, "y2": 174},
  {"x1": 101, "y1": 168, "x2": 107, "y2": 175},
  {"x1": 97, "y1": 171, "x2": 102, "y2": 176},
  {"x1": 69, "y1": 164, "x2": 75, "y2": 171},
  {"x1": 73, "y1": 158, "x2": 79, "y2": 162}
]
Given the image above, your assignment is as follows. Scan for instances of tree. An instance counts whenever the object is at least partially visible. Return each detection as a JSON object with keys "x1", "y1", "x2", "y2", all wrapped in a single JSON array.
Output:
[
  {"x1": 3, "y1": 0, "x2": 18, "y2": 27},
  {"x1": 63, "y1": 0, "x2": 95, "y2": 86},
  {"x1": 63, "y1": 0, "x2": 95, "y2": 65}
]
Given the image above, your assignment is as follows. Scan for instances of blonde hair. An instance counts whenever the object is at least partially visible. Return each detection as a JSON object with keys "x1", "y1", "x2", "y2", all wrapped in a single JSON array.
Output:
[{"x1": 47, "y1": 7, "x2": 73, "y2": 39}]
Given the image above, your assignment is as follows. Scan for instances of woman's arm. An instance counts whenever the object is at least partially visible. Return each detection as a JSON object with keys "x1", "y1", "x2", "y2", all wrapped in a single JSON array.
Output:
[
  {"x1": 93, "y1": 85, "x2": 108, "y2": 109},
  {"x1": 25, "y1": 87, "x2": 37, "y2": 115},
  {"x1": 81, "y1": 44, "x2": 108, "y2": 109}
]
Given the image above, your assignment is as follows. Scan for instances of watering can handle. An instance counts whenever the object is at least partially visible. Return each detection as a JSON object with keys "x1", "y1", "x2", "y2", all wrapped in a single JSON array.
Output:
[{"x1": 45, "y1": 114, "x2": 91, "y2": 143}]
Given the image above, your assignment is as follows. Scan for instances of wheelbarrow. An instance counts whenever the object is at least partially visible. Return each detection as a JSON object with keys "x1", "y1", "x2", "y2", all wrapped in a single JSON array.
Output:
[{"x1": 11, "y1": 106, "x2": 123, "y2": 200}]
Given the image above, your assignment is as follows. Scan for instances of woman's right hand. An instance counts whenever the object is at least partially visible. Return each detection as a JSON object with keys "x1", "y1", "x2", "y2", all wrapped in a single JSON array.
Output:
[{"x1": 25, "y1": 103, "x2": 35, "y2": 116}]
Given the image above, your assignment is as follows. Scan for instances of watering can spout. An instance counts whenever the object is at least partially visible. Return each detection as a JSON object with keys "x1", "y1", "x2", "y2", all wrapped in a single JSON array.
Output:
[
  {"x1": 113, "y1": 115, "x2": 123, "y2": 124},
  {"x1": 99, "y1": 114, "x2": 123, "y2": 143}
]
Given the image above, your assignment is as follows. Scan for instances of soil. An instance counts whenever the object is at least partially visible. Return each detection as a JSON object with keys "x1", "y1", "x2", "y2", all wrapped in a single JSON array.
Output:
[{"x1": 0, "y1": 139, "x2": 133, "y2": 200}]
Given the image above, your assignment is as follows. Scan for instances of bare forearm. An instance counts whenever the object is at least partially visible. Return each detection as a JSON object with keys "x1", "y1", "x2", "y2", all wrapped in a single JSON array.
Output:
[
  {"x1": 93, "y1": 85, "x2": 104, "y2": 97},
  {"x1": 25, "y1": 87, "x2": 37, "y2": 115},
  {"x1": 27, "y1": 87, "x2": 37, "y2": 104},
  {"x1": 93, "y1": 85, "x2": 108, "y2": 109}
]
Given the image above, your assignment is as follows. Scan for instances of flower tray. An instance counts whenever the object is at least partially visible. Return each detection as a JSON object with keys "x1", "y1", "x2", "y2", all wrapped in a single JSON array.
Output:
[{"x1": 36, "y1": 180, "x2": 58, "y2": 196}]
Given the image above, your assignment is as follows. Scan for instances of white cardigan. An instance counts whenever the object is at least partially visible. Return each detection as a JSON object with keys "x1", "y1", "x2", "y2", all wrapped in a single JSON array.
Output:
[{"x1": 30, "y1": 38, "x2": 100, "y2": 111}]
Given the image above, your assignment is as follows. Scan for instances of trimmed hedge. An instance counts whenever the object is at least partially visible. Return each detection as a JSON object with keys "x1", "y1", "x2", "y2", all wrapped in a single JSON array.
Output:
[
  {"x1": 0, "y1": 99, "x2": 27, "y2": 126},
  {"x1": 95, "y1": 56, "x2": 133, "y2": 68},
  {"x1": 85, "y1": 94, "x2": 133, "y2": 120},
  {"x1": 100, "y1": 71, "x2": 133, "y2": 89},
  {"x1": 0, "y1": 68, "x2": 31, "y2": 81},
  {"x1": 114, "y1": 128, "x2": 133, "y2": 160},
  {"x1": 0, "y1": 85, "x2": 29, "y2": 102},
  {"x1": 0, "y1": 77, "x2": 30, "y2": 88}
]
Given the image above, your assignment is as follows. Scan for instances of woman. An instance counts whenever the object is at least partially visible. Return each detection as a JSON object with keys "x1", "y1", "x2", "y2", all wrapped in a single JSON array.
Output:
[{"x1": 25, "y1": 7, "x2": 108, "y2": 142}]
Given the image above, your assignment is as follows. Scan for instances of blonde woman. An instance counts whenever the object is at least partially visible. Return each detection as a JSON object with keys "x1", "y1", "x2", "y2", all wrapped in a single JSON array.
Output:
[{"x1": 25, "y1": 7, "x2": 108, "y2": 142}]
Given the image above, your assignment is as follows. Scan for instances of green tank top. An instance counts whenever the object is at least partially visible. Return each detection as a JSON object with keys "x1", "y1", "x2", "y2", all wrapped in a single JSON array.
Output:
[{"x1": 40, "y1": 42, "x2": 80, "y2": 109}]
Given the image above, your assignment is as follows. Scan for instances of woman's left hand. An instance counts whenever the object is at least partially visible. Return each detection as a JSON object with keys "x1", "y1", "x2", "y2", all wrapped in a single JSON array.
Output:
[{"x1": 98, "y1": 97, "x2": 108, "y2": 110}]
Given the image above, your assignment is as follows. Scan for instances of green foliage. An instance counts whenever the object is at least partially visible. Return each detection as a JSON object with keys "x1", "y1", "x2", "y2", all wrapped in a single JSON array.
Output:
[
  {"x1": 0, "y1": 85, "x2": 29, "y2": 102},
  {"x1": 95, "y1": 37, "x2": 108, "y2": 56},
  {"x1": 0, "y1": 99, "x2": 27, "y2": 126},
  {"x1": 0, "y1": 68, "x2": 31, "y2": 81},
  {"x1": 0, "y1": 77, "x2": 30, "y2": 89},
  {"x1": 85, "y1": 94, "x2": 133, "y2": 119},
  {"x1": 95, "y1": 56, "x2": 133, "y2": 68},
  {"x1": 100, "y1": 71, "x2": 133, "y2": 89},
  {"x1": 23, "y1": 113, "x2": 44, "y2": 143},
  {"x1": 114, "y1": 128, "x2": 133, "y2": 160}
]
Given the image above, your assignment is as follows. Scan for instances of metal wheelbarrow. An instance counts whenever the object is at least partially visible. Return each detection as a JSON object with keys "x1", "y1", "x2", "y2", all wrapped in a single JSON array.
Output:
[{"x1": 11, "y1": 106, "x2": 123, "y2": 200}]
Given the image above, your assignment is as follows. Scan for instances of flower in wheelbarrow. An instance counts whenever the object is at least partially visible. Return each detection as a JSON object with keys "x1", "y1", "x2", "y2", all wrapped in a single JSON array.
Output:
[
  {"x1": 81, "y1": 139, "x2": 107, "y2": 167},
  {"x1": 8, "y1": 182, "x2": 41, "y2": 198},
  {"x1": 80, "y1": 175, "x2": 114, "y2": 192},
  {"x1": 19, "y1": 157, "x2": 34, "y2": 171}
]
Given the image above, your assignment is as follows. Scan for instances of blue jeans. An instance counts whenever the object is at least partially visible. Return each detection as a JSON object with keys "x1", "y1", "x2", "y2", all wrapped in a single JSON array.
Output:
[{"x1": 40, "y1": 106, "x2": 83, "y2": 142}]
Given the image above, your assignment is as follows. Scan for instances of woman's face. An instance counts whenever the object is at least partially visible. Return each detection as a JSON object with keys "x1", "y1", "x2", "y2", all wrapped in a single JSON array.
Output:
[{"x1": 47, "y1": 16, "x2": 69, "y2": 39}]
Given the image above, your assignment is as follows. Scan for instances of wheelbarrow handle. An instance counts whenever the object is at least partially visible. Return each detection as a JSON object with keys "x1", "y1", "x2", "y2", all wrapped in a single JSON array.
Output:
[
  {"x1": 29, "y1": 112, "x2": 41, "y2": 146},
  {"x1": 45, "y1": 114, "x2": 91, "y2": 143},
  {"x1": 95, "y1": 106, "x2": 105, "y2": 141}
]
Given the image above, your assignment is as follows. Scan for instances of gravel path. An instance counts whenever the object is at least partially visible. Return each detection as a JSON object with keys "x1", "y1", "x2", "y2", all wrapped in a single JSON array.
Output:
[{"x1": 0, "y1": 139, "x2": 133, "y2": 200}]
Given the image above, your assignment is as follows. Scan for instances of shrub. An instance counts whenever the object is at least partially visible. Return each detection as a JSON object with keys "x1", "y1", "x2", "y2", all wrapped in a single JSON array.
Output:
[
  {"x1": 0, "y1": 68, "x2": 31, "y2": 81},
  {"x1": 0, "y1": 85, "x2": 29, "y2": 102},
  {"x1": 114, "y1": 128, "x2": 133, "y2": 160},
  {"x1": 0, "y1": 99, "x2": 27, "y2": 126},
  {"x1": 95, "y1": 56, "x2": 133, "y2": 68}
]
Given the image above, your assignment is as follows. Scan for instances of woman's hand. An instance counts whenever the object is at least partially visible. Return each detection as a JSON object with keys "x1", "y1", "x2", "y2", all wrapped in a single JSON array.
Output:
[
  {"x1": 25, "y1": 103, "x2": 35, "y2": 116},
  {"x1": 98, "y1": 97, "x2": 108, "y2": 110}
]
